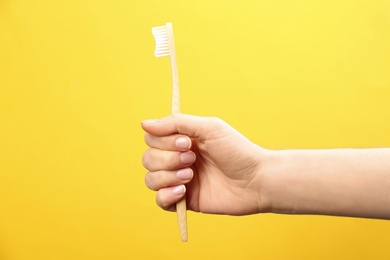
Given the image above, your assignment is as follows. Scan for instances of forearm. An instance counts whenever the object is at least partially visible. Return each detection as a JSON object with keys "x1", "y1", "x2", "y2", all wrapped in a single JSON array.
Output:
[{"x1": 261, "y1": 148, "x2": 390, "y2": 219}]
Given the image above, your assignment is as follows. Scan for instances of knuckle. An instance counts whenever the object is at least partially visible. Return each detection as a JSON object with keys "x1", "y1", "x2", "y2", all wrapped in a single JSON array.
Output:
[
  {"x1": 156, "y1": 192, "x2": 170, "y2": 210},
  {"x1": 159, "y1": 171, "x2": 168, "y2": 188},
  {"x1": 161, "y1": 151, "x2": 172, "y2": 169},
  {"x1": 211, "y1": 117, "x2": 224, "y2": 126},
  {"x1": 171, "y1": 113, "x2": 180, "y2": 121},
  {"x1": 142, "y1": 150, "x2": 150, "y2": 169},
  {"x1": 144, "y1": 173, "x2": 154, "y2": 190},
  {"x1": 144, "y1": 133, "x2": 151, "y2": 147},
  {"x1": 171, "y1": 114, "x2": 181, "y2": 134},
  {"x1": 208, "y1": 117, "x2": 227, "y2": 131}
]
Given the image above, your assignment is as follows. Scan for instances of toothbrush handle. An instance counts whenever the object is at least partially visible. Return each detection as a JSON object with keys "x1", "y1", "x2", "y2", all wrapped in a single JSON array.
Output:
[
  {"x1": 171, "y1": 67, "x2": 187, "y2": 243},
  {"x1": 176, "y1": 196, "x2": 188, "y2": 242},
  {"x1": 167, "y1": 22, "x2": 187, "y2": 242}
]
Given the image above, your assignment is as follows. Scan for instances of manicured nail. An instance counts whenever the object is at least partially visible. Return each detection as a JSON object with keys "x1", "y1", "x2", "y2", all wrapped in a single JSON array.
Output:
[
  {"x1": 142, "y1": 119, "x2": 158, "y2": 124},
  {"x1": 177, "y1": 169, "x2": 193, "y2": 180},
  {"x1": 172, "y1": 185, "x2": 185, "y2": 195},
  {"x1": 180, "y1": 151, "x2": 195, "y2": 164},
  {"x1": 176, "y1": 137, "x2": 191, "y2": 149}
]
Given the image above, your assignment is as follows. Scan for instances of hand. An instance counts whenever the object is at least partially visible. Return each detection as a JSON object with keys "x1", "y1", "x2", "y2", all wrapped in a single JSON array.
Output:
[
  {"x1": 142, "y1": 114, "x2": 390, "y2": 219},
  {"x1": 141, "y1": 114, "x2": 270, "y2": 215}
]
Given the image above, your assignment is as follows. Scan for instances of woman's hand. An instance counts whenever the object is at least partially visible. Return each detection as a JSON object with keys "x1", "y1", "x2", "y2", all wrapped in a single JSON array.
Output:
[{"x1": 141, "y1": 114, "x2": 270, "y2": 215}]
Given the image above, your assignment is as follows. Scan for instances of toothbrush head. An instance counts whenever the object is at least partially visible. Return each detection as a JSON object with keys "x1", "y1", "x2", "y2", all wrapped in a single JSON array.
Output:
[{"x1": 152, "y1": 23, "x2": 172, "y2": 57}]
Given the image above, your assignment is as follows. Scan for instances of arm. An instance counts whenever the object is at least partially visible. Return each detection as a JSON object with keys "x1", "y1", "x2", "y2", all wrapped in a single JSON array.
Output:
[
  {"x1": 262, "y1": 148, "x2": 390, "y2": 219},
  {"x1": 141, "y1": 114, "x2": 390, "y2": 219}
]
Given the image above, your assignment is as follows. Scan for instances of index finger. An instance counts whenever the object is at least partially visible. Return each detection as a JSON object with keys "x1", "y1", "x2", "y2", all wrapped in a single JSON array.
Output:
[{"x1": 141, "y1": 114, "x2": 217, "y2": 138}]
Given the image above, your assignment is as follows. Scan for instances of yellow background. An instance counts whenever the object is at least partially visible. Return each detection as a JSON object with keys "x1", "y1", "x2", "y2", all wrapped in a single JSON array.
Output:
[{"x1": 1, "y1": 0, "x2": 390, "y2": 259}]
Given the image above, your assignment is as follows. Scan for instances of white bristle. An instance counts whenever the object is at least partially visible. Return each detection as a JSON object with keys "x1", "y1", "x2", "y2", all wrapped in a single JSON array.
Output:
[{"x1": 152, "y1": 25, "x2": 170, "y2": 57}]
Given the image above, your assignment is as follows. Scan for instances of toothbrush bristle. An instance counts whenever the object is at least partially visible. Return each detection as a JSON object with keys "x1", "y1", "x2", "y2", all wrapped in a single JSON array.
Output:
[{"x1": 152, "y1": 25, "x2": 169, "y2": 57}]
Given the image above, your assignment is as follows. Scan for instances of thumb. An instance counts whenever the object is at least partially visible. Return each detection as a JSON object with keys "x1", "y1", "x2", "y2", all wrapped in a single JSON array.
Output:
[{"x1": 141, "y1": 114, "x2": 218, "y2": 138}]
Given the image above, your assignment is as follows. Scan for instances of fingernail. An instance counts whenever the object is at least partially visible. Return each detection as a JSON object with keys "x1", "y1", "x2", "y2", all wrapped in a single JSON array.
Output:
[
  {"x1": 176, "y1": 137, "x2": 191, "y2": 149},
  {"x1": 142, "y1": 119, "x2": 158, "y2": 124},
  {"x1": 177, "y1": 169, "x2": 193, "y2": 180},
  {"x1": 180, "y1": 151, "x2": 195, "y2": 164},
  {"x1": 172, "y1": 185, "x2": 185, "y2": 195}
]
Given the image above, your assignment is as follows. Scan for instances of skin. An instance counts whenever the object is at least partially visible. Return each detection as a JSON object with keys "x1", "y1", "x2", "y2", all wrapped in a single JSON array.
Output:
[{"x1": 141, "y1": 114, "x2": 390, "y2": 219}]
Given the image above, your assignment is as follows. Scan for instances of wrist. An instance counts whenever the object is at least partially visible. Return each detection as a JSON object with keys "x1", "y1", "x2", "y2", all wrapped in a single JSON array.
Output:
[
  {"x1": 252, "y1": 147, "x2": 275, "y2": 214},
  {"x1": 255, "y1": 149, "x2": 293, "y2": 215}
]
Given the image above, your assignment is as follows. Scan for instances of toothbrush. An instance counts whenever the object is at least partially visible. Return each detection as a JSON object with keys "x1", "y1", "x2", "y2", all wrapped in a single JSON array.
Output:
[{"x1": 152, "y1": 23, "x2": 187, "y2": 242}]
